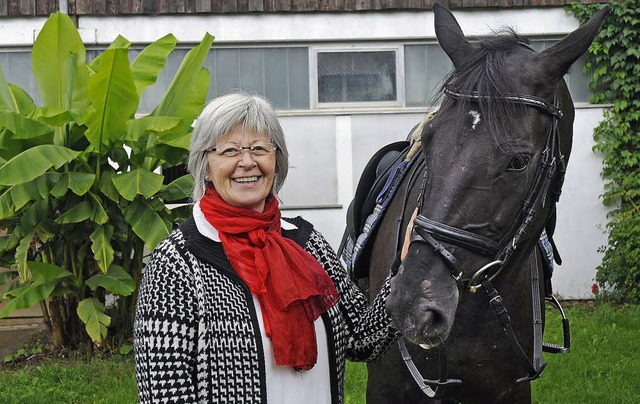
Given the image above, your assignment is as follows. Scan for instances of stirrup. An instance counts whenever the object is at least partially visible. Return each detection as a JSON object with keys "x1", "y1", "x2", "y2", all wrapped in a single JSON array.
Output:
[{"x1": 542, "y1": 295, "x2": 570, "y2": 354}]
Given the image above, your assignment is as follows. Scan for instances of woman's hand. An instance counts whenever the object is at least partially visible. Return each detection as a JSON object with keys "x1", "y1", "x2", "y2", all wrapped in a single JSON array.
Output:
[{"x1": 401, "y1": 208, "x2": 418, "y2": 261}]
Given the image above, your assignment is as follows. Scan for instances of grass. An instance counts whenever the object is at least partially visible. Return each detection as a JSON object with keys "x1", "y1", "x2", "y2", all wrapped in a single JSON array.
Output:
[
  {"x1": 344, "y1": 303, "x2": 640, "y2": 403},
  {"x1": 0, "y1": 303, "x2": 638, "y2": 403},
  {"x1": 0, "y1": 356, "x2": 137, "y2": 404},
  {"x1": 531, "y1": 303, "x2": 640, "y2": 403}
]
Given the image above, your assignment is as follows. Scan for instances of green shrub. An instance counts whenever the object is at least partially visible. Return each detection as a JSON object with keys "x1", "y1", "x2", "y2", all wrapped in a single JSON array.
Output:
[
  {"x1": 566, "y1": 0, "x2": 640, "y2": 303},
  {"x1": 0, "y1": 12, "x2": 213, "y2": 350}
]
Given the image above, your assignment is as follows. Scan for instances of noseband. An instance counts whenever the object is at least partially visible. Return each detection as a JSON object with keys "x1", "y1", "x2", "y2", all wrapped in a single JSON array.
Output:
[{"x1": 399, "y1": 84, "x2": 566, "y2": 397}]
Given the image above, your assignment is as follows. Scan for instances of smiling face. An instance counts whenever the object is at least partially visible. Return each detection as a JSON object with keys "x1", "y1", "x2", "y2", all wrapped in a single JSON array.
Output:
[{"x1": 207, "y1": 123, "x2": 276, "y2": 212}]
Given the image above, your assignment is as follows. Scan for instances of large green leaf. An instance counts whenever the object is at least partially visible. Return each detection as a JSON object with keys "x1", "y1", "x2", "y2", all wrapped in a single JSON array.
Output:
[
  {"x1": 85, "y1": 48, "x2": 139, "y2": 150},
  {"x1": 77, "y1": 298, "x2": 111, "y2": 343},
  {"x1": 0, "y1": 270, "x2": 17, "y2": 285},
  {"x1": 28, "y1": 261, "x2": 74, "y2": 282},
  {"x1": 50, "y1": 172, "x2": 95, "y2": 197},
  {"x1": 160, "y1": 174, "x2": 194, "y2": 202},
  {"x1": 112, "y1": 168, "x2": 165, "y2": 201},
  {"x1": 8, "y1": 84, "x2": 37, "y2": 116},
  {"x1": 89, "y1": 35, "x2": 131, "y2": 72},
  {"x1": 30, "y1": 107, "x2": 74, "y2": 127},
  {"x1": 131, "y1": 34, "x2": 178, "y2": 97},
  {"x1": 0, "y1": 194, "x2": 12, "y2": 221},
  {"x1": 0, "y1": 110, "x2": 54, "y2": 139},
  {"x1": 0, "y1": 261, "x2": 72, "y2": 318},
  {"x1": 123, "y1": 199, "x2": 171, "y2": 250},
  {"x1": 31, "y1": 12, "x2": 89, "y2": 122},
  {"x1": 86, "y1": 265, "x2": 134, "y2": 296},
  {"x1": 12, "y1": 200, "x2": 49, "y2": 280},
  {"x1": 168, "y1": 67, "x2": 210, "y2": 136},
  {"x1": 54, "y1": 200, "x2": 92, "y2": 224},
  {"x1": 97, "y1": 171, "x2": 121, "y2": 203},
  {"x1": 0, "y1": 176, "x2": 50, "y2": 219},
  {"x1": 0, "y1": 145, "x2": 80, "y2": 186},
  {"x1": 14, "y1": 230, "x2": 33, "y2": 281},
  {"x1": 0, "y1": 65, "x2": 18, "y2": 112},
  {"x1": 125, "y1": 115, "x2": 182, "y2": 142},
  {"x1": 87, "y1": 192, "x2": 108, "y2": 224},
  {"x1": 152, "y1": 32, "x2": 214, "y2": 119},
  {"x1": 0, "y1": 281, "x2": 56, "y2": 318},
  {"x1": 90, "y1": 224, "x2": 114, "y2": 273}
]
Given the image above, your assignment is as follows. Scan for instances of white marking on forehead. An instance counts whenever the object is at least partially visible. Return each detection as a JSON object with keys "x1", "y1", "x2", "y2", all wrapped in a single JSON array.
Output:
[{"x1": 469, "y1": 110, "x2": 481, "y2": 130}]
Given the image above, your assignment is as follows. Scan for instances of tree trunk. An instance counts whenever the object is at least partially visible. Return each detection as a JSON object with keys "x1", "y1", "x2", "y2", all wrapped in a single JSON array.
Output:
[{"x1": 48, "y1": 297, "x2": 67, "y2": 348}]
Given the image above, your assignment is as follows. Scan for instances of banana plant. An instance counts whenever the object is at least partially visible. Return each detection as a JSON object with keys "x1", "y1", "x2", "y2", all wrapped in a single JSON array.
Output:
[{"x1": 0, "y1": 12, "x2": 212, "y2": 349}]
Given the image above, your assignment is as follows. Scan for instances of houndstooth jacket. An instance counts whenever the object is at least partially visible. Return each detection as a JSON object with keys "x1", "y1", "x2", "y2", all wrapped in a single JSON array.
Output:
[{"x1": 134, "y1": 215, "x2": 398, "y2": 403}]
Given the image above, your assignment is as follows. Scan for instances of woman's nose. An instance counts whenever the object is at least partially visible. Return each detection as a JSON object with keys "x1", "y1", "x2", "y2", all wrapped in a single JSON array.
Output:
[{"x1": 238, "y1": 149, "x2": 258, "y2": 166}]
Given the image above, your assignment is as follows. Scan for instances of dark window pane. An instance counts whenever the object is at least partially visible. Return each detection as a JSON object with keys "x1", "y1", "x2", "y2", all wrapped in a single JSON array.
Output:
[
  {"x1": 317, "y1": 51, "x2": 396, "y2": 103},
  {"x1": 264, "y1": 48, "x2": 290, "y2": 108},
  {"x1": 287, "y1": 48, "x2": 309, "y2": 109}
]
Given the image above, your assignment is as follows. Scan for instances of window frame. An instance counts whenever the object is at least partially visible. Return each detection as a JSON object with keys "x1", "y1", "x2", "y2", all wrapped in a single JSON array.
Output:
[{"x1": 310, "y1": 44, "x2": 405, "y2": 110}]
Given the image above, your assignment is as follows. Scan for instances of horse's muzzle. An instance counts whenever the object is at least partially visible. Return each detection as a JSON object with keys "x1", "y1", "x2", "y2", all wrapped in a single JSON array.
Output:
[{"x1": 386, "y1": 274, "x2": 459, "y2": 348}]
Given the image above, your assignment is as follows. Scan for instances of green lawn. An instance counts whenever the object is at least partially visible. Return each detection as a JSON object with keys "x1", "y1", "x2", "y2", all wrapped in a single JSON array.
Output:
[{"x1": 1, "y1": 304, "x2": 638, "y2": 403}]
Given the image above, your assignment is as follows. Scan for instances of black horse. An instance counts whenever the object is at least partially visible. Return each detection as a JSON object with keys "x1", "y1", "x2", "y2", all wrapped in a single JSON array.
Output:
[{"x1": 348, "y1": 3, "x2": 609, "y2": 403}]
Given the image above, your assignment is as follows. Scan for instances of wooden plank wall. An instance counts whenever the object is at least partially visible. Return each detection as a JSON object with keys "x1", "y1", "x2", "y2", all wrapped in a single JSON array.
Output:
[
  {"x1": 0, "y1": 0, "x2": 609, "y2": 16},
  {"x1": 0, "y1": 0, "x2": 58, "y2": 15},
  {"x1": 70, "y1": 0, "x2": 609, "y2": 14}
]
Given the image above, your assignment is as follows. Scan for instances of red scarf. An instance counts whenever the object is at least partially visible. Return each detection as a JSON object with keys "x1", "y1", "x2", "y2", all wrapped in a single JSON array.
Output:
[{"x1": 199, "y1": 188, "x2": 338, "y2": 370}]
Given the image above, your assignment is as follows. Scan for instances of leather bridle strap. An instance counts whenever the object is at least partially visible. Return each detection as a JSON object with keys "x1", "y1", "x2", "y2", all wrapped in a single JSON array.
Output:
[
  {"x1": 414, "y1": 215, "x2": 500, "y2": 258},
  {"x1": 443, "y1": 87, "x2": 563, "y2": 119},
  {"x1": 497, "y1": 108, "x2": 560, "y2": 265},
  {"x1": 398, "y1": 338, "x2": 462, "y2": 398}
]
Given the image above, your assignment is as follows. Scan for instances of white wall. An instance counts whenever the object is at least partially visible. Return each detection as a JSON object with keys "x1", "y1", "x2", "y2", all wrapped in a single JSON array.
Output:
[
  {"x1": 280, "y1": 105, "x2": 610, "y2": 300},
  {"x1": 553, "y1": 107, "x2": 610, "y2": 298}
]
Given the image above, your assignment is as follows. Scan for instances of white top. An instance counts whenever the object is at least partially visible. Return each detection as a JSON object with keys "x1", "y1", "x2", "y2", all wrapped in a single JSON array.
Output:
[{"x1": 193, "y1": 202, "x2": 332, "y2": 404}]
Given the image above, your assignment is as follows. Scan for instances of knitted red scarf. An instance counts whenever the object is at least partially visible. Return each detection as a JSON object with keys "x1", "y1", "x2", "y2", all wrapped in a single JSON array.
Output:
[{"x1": 199, "y1": 188, "x2": 338, "y2": 370}]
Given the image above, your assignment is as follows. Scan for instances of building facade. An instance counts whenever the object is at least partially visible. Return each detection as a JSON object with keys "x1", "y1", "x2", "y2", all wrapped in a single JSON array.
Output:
[{"x1": 0, "y1": 0, "x2": 611, "y2": 298}]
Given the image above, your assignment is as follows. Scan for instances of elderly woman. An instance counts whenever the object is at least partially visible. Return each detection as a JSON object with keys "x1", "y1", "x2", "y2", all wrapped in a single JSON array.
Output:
[{"x1": 134, "y1": 92, "x2": 399, "y2": 403}]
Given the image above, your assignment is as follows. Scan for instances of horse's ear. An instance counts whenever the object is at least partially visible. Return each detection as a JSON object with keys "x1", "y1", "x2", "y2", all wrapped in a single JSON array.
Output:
[
  {"x1": 536, "y1": 6, "x2": 610, "y2": 80},
  {"x1": 433, "y1": 2, "x2": 474, "y2": 68}
]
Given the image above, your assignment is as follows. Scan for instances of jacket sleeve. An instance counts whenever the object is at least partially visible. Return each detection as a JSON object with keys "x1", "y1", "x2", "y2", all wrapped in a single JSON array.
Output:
[
  {"x1": 133, "y1": 232, "x2": 199, "y2": 403},
  {"x1": 305, "y1": 229, "x2": 399, "y2": 362}
]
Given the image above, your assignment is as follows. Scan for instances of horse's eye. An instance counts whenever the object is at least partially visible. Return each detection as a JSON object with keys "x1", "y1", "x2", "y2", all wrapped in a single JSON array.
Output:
[{"x1": 506, "y1": 155, "x2": 530, "y2": 172}]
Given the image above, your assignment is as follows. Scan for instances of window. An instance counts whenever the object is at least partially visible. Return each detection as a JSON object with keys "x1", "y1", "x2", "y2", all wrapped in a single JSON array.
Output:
[
  {"x1": 132, "y1": 46, "x2": 309, "y2": 114},
  {"x1": 0, "y1": 40, "x2": 593, "y2": 115},
  {"x1": 0, "y1": 50, "x2": 41, "y2": 104},
  {"x1": 312, "y1": 48, "x2": 402, "y2": 107},
  {"x1": 208, "y1": 47, "x2": 309, "y2": 110},
  {"x1": 404, "y1": 44, "x2": 452, "y2": 107},
  {"x1": 402, "y1": 40, "x2": 593, "y2": 106}
]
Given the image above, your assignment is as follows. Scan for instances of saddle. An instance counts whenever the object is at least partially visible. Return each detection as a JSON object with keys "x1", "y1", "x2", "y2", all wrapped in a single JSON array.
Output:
[{"x1": 339, "y1": 122, "x2": 423, "y2": 280}]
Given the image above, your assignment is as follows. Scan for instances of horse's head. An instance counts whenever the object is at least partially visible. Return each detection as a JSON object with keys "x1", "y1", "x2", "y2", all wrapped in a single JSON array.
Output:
[{"x1": 386, "y1": 3, "x2": 609, "y2": 348}]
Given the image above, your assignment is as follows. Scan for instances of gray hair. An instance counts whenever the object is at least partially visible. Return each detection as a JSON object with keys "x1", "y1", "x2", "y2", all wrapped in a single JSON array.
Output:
[{"x1": 188, "y1": 92, "x2": 289, "y2": 201}]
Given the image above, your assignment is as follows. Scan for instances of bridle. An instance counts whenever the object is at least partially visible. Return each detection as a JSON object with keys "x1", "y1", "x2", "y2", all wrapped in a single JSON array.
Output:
[
  {"x1": 398, "y1": 82, "x2": 567, "y2": 397},
  {"x1": 414, "y1": 86, "x2": 564, "y2": 291}
]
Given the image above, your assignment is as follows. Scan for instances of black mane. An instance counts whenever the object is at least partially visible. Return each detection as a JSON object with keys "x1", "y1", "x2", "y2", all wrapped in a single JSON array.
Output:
[{"x1": 432, "y1": 30, "x2": 533, "y2": 139}]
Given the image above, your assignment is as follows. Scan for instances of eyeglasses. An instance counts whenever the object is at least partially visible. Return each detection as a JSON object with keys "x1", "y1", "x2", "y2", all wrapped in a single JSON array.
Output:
[{"x1": 206, "y1": 144, "x2": 278, "y2": 158}]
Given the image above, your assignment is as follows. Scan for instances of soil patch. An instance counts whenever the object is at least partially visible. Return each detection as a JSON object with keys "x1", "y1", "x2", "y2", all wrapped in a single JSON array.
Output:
[{"x1": 0, "y1": 318, "x2": 46, "y2": 360}]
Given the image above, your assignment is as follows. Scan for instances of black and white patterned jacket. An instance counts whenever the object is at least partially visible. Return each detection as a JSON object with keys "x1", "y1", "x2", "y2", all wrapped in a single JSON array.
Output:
[{"x1": 134, "y1": 216, "x2": 398, "y2": 403}]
